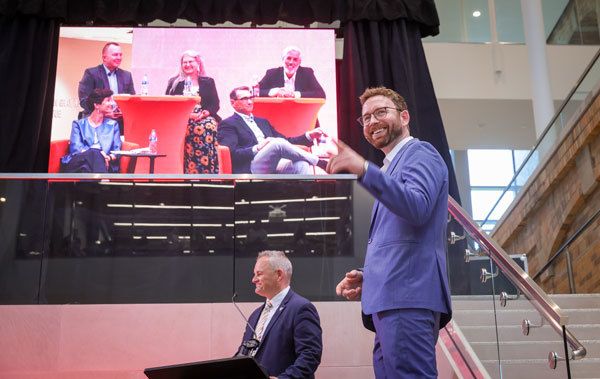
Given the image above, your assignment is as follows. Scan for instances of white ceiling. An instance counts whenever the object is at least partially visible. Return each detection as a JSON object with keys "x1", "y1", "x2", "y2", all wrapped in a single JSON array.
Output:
[{"x1": 439, "y1": 98, "x2": 536, "y2": 150}]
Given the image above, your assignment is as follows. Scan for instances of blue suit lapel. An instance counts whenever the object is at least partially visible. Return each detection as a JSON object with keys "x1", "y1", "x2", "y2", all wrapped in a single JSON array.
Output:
[
  {"x1": 387, "y1": 138, "x2": 417, "y2": 175},
  {"x1": 368, "y1": 202, "x2": 379, "y2": 238},
  {"x1": 98, "y1": 65, "x2": 110, "y2": 90},
  {"x1": 233, "y1": 113, "x2": 259, "y2": 145},
  {"x1": 259, "y1": 290, "x2": 292, "y2": 348},
  {"x1": 368, "y1": 138, "x2": 418, "y2": 235}
]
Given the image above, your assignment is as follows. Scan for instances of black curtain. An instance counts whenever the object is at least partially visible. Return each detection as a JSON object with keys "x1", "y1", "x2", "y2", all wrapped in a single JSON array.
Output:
[
  {"x1": 339, "y1": 19, "x2": 460, "y2": 202},
  {"x1": 0, "y1": 15, "x2": 58, "y2": 172}
]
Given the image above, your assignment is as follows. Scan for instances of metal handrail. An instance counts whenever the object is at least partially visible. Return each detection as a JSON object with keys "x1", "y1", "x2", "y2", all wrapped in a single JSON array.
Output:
[
  {"x1": 481, "y1": 48, "x2": 600, "y2": 228},
  {"x1": 533, "y1": 205, "x2": 600, "y2": 282},
  {"x1": 448, "y1": 196, "x2": 587, "y2": 361}
]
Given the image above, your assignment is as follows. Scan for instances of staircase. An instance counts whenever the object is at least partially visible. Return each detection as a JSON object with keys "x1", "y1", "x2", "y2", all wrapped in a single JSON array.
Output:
[{"x1": 452, "y1": 294, "x2": 600, "y2": 379}]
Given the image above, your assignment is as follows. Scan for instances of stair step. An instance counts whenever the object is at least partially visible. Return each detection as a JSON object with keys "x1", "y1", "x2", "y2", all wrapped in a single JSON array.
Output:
[
  {"x1": 452, "y1": 294, "x2": 600, "y2": 311},
  {"x1": 451, "y1": 294, "x2": 600, "y2": 378},
  {"x1": 460, "y1": 324, "x2": 600, "y2": 342},
  {"x1": 453, "y1": 308, "x2": 600, "y2": 326},
  {"x1": 481, "y1": 358, "x2": 600, "y2": 379},
  {"x1": 469, "y1": 340, "x2": 600, "y2": 360}
]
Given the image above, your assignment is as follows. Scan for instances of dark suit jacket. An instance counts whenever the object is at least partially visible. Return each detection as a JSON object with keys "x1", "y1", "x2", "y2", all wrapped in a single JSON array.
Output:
[
  {"x1": 216, "y1": 113, "x2": 311, "y2": 174},
  {"x1": 258, "y1": 66, "x2": 325, "y2": 98},
  {"x1": 78, "y1": 64, "x2": 135, "y2": 114},
  {"x1": 242, "y1": 290, "x2": 322, "y2": 379},
  {"x1": 165, "y1": 76, "x2": 221, "y2": 121},
  {"x1": 360, "y1": 138, "x2": 452, "y2": 328}
]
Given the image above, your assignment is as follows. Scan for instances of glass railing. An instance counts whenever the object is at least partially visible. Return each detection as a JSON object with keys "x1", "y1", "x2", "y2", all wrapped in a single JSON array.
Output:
[
  {"x1": 0, "y1": 174, "x2": 365, "y2": 304},
  {"x1": 449, "y1": 196, "x2": 586, "y2": 378},
  {"x1": 481, "y1": 47, "x2": 600, "y2": 230},
  {"x1": 548, "y1": 0, "x2": 600, "y2": 45}
]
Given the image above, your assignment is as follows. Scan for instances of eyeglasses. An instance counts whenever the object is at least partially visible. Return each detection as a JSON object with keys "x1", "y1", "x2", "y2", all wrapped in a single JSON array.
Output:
[
  {"x1": 236, "y1": 96, "x2": 255, "y2": 101},
  {"x1": 357, "y1": 107, "x2": 402, "y2": 127}
]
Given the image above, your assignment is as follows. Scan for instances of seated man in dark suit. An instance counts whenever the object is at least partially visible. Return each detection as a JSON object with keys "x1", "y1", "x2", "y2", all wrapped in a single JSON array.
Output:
[
  {"x1": 239, "y1": 250, "x2": 322, "y2": 378},
  {"x1": 78, "y1": 42, "x2": 136, "y2": 133},
  {"x1": 217, "y1": 86, "x2": 328, "y2": 174},
  {"x1": 258, "y1": 46, "x2": 325, "y2": 99}
]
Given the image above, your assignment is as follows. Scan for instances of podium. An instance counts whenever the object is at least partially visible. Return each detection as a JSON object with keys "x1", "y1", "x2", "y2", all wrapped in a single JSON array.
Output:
[
  {"x1": 144, "y1": 356, "x2": 268, "y2": 379},
  {"x1": 114, "y1": 95, "x2": 199, "y2": 174},
  {"x1": 252, "y1": 97, "x2": 325, "y2": 137}
]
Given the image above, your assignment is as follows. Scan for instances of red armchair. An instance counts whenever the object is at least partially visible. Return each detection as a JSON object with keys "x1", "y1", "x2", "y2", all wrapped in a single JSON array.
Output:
[
  {"x1": 48, "y1": 139, "x2": 140, "y2": 173},
  {"x1": 216, "y1": 145, "x2": 232, "y2": 174}
]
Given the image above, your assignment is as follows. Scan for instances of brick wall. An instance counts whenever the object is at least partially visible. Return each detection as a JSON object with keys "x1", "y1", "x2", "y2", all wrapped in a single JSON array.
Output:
[{"x1": 491, "y1": 89, "x2": 600, "y2": 294}]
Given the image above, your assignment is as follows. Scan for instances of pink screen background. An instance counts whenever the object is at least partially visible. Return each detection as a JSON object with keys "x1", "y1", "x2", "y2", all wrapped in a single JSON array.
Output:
[{"x1": 132, "y1": 28, "x2": 337, "y2": 138}]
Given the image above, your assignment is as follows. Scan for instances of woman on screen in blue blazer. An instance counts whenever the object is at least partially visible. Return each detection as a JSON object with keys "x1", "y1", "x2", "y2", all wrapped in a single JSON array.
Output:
[{"x1": 61, "y1": 88, "x2": 121, "y2": 173}]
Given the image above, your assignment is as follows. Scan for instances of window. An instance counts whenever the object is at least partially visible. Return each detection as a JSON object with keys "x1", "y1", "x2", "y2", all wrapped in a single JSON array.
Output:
[{"x1": 467, "y1": 149, "x2": 530, "y2": 228}]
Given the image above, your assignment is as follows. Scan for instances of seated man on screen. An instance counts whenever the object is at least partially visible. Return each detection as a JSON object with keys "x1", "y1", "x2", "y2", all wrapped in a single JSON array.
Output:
[
  {"x1": 258, "y1": 46, "x2": 325, "y2": 99},
  {"x1": 78, "y1": 42, "x2": 136, "y2": 133},
  {"x1": 239, "y1": 251, "x2": 322, "y2": 379},
  {"x1": 217, "y1": 86, "x2": 328, "y2": 174}
]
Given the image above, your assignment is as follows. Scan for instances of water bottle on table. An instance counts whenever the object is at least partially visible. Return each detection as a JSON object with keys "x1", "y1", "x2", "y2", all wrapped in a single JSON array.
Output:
[
  {"x1": 183, "y1": 76, "x2": 192, "y2": 96},
  {"x1": 141, "y1": 74, "x2": 149, "y2": 96},
  {"x1": 251, "y1": 75, "x2": 260, "y2": 97},
  {"x1": 149, "y1": 129, "x2": 158, "y2": 154}
]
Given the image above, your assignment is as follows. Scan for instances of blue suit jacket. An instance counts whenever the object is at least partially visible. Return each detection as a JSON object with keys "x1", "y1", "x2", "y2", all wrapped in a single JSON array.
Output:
[
  {"x1": 61, "y1": 117, "x2": 122, "y2": 172},
  {"x1": 242, "y1": 290, "x2": 322, "y2": 379},
  {"x1": 258, "y1": 66, "x2": 326, "y2": 98},
  {"x1": 78, "y1": 64, "x2": 136, "y2": 114},
  {"x1": 216, "y1": 113, "x2": 311, "y2": 174},
  {"x1": 360, "y1": 138, "x2": 452, "y2": 327}
]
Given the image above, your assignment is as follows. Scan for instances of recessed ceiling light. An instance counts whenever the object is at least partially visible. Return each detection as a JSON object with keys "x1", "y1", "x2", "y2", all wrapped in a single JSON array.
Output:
[
  {"x1": 0, "y1": 197, "x2": 5, "y2": 202},
  {"x1": 473, "y1": 10, "x2": 482, "y2": 18}
]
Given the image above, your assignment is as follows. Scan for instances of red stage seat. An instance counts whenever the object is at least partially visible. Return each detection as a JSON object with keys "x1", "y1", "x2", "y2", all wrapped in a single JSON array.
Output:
[{"x1": 48, "y1": 139, "x2": 140, "y2": 173}]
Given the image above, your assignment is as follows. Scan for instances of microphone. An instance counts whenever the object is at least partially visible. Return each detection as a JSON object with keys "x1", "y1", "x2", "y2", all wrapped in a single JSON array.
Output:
[{"x1": 232, "y1": 293, "x2": 260, "y2": 357}]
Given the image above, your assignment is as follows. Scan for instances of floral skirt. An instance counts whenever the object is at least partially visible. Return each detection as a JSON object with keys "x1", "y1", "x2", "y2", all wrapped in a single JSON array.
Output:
[{"x1": 183, "y1": 106, "x2": 219, "y2": 174}]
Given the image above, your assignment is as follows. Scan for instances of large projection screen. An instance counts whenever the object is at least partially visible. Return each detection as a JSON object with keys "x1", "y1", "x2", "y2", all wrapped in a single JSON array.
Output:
[{"x1": 51, "y1": 27, "x2": 337, "y2": 174}]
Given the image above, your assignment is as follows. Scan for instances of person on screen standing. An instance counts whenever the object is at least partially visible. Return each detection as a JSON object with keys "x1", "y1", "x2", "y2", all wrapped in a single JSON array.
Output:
[
  {"x1": 329, "y1": 87, "x2": 452, "y2": 378},
  {"x1": 239, "y1": 250, "x2": 322, "y2": 379},
  {"x1": 217, "y1": 86, "x2": 328, "y2": 174},
  {"x1": 61, "y1": 88, "x2": 121, "y2": 173},
  {"x1": 78, "y1": 42, "x2": 136, "y2": 134},
  {"x1": 165, "y1": 50, "x2": 220, "y2": 173},
  {"x1": 258, "y1": 46, "x2": 325, "y2": 99}
]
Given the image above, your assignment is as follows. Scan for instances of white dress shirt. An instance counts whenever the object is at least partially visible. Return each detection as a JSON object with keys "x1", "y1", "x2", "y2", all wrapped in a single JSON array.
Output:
[
  {"x1": 103, "y1": 65, "x2": 119, "y2": 95},
  {"x1": 235, "y1": 111, "x2": 265, "y2": 152},
  {"x1": 381, "y1": 136, "x2": 414, "y2": 172},
  {"x1": 260, "y1": 286, "x2": 290, "y2": 333}
]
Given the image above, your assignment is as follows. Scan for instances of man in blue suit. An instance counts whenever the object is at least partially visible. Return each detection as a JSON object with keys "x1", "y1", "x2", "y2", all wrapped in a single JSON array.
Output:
[
  {"x1": 328, "y1": 87, "x2": 452, "y2": 378},
  {"x1": 240, "y1": 250, "x2": 322, "y2": 379},
  {"x1": 258, "y1": 46, "x2": 325, "y2": 99},
  {"x1": 217, "y1": 86, "x2": 327, "y2": 174},
  {"x1": 78, "y1": 42, "x2": 136, "y2": 133}
]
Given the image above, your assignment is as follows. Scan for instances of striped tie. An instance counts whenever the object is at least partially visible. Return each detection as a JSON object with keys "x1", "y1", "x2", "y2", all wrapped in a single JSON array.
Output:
[{"x1": 255, "y1": 300, "x2": 273, "y2": 341}]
